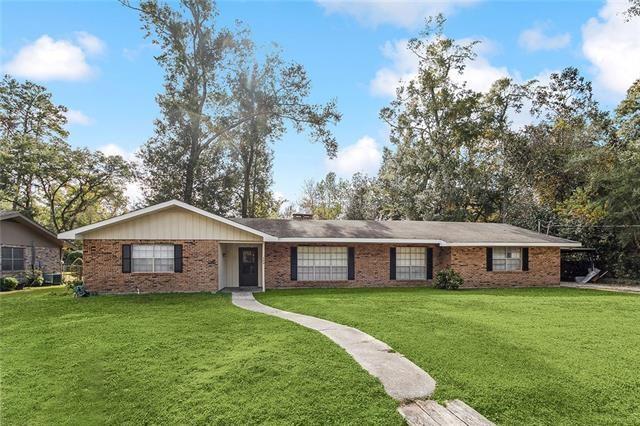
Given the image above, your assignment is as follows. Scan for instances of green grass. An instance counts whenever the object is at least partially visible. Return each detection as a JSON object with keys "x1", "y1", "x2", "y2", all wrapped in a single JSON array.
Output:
[
  {"x1": 257, "y1": 287, "x2": 640, "y2": 425},
  {"x1": 0, "y1": 288, "x2": 402, "y2": 425}
]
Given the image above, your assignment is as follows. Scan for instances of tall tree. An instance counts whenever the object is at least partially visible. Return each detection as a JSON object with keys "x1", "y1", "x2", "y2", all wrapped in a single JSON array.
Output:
[
  {"x1": 0, "y1": 75, "x2": 68, "y2": 217},
  {"x1": 378, "y1": 15, "x2": 485, "y2": 220},
  {"x1": 126, "y1": 0, "x2": 340, "y2": 212}
]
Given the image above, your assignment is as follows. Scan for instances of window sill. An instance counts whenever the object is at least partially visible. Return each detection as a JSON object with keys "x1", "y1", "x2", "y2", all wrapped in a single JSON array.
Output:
[
  {"x1": 129, "y1": 272, "x2": 175, "y2": 275},
  {"x1": 491, "y1": 270, "x2": 527, "y2": 273}
]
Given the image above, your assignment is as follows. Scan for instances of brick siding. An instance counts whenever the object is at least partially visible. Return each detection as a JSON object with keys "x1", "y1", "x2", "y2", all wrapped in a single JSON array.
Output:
[
  {"x1": 448, "y1": 246, "x2": 560, "y2": 287},
  {"x1": 83, "y1": 239, "x2": 218, "y2": 294},
  {"x1": 0, "y1": 244, "x2": 61, "y2": 281},
  {"x1": 82, "y1": 240, "x2": 561, "y2": 293},
  {"x1": 265, "y1": 243, "x2": 443, "y2": 289}
]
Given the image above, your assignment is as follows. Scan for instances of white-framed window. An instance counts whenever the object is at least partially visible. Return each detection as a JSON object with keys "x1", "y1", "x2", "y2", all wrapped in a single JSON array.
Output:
[
  {"x1": 132, "y1": 244, "x2": 174, "y2": 273},
  {"x1": 297, "y1": 246, "x2": 348, "y2": 281},
  {"x1": 1, "y1": 246, "x2": 25, "y2": 271},
  {"x1": 493, "y1": 247, "x2": 521, "y2": 271},
  {"x1": 396, "y1": 247, "x2": 426, "y2": 280}
]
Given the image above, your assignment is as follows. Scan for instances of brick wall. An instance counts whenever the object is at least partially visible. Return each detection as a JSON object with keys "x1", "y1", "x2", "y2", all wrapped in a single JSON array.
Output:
[
  {"x1": 264, "y1": 243, "x2": 560, "y2": 289},
  {"x1": 0, "y1": 244, "x2": 61, "y2": 280},
  {"x1": 264, "y1": 243, "x2": 443, "y2": 289},
  {"x1": 83, "y1": 239, "x2": 218, "y2": 294},
  {"x1": 448, "y1": 246, "x2": 560, "y2": 287}
]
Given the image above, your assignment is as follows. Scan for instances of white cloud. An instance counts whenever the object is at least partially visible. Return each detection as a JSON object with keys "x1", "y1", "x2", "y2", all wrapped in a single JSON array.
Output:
[
  {"x1": 582, "y1": 0, "x2": 640, "y2": 96},
  {"x1": 65, "y1": 109, "x2": 93, "y2": 126},
  {"x1": 370, "y1": 38, "x2": 510, "y2": 97},
  {"x1": 326, "y1": 136, "x2": 382, "y2": 176},
  {"x1": 518, "y1": 22, "x2": 571, "y2": 51},
  {"x1": 75, "y1": 31, "x2": 105, "y2": 55},
  {"x1": 3, "y1": 32, "x2": 104, "y2": 81},
  {"x1": 316, "y1": 0, "x2": 478, "y2": 29}
]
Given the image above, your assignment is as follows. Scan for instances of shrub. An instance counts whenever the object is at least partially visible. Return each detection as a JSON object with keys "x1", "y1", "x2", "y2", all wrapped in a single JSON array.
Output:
[
  {"x1": 65, "y1": 276, "x2": 84, "y2": 290},
  {"x1": 25, "y1": 270, "x2": 44, "y2": 287},
  {"x1": 0, "y1": 277, "x2": 19, "y2": 291},
  {"x1": 434, "y1": 268, "x2": 464, "y2": 290}
]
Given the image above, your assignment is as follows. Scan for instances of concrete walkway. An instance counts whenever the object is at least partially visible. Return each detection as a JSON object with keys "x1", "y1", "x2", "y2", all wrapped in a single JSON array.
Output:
[
  {"x1": 231, "y1": 291, "x2": 435, "y2": 401},
  {"x1": 561, "y1": 283, "x2": 640, "y2": 294}
]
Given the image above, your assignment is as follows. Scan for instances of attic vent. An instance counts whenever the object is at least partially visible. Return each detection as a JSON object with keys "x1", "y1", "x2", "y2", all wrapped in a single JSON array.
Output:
[{"x1": 292, "y1": 213, "x2": 313, "y2": 220}]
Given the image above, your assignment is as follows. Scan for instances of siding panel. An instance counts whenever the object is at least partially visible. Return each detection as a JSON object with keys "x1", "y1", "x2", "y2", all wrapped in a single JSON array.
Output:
[{"x1": 82, "y1": 207, "x2": 261, "y2": 241}]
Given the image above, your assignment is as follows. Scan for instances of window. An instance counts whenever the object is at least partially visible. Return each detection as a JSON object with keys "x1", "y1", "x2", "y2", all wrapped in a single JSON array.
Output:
[
  {"x1": 396, "y1": 247, "x2": 426, "y2": 280},
  {"x1": 493, "y1": 247, "x2": 521, "y2": 271},
  {"x1": 132, "y1": 245, "x2": 174, "y2": 273},
  {"x1": 297, "y1": 246, "x2": 347, "y2": 281},
  {"x1": 1, "y1": 247, "x2": 25, "y2": 271}
]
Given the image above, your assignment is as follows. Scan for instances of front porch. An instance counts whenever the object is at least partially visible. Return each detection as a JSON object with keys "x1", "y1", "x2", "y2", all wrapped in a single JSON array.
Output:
[{"x1": 218, "y1": 242, "x2": 265, "y2": 292}]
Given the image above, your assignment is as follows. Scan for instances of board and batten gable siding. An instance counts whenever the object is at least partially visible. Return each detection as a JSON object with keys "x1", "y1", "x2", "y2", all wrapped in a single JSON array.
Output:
[{"x1": 80, "y1": 207, "x2": 262, "y2": 241}]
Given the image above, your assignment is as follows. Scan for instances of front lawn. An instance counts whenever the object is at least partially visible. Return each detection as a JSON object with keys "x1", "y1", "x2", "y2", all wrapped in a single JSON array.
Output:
[
  {"x1": 0, "y1": 288, "x2": 401, "y2": 425},
  {"x1": 258, "y1": 287, "x2": 640, "y2": 425}
]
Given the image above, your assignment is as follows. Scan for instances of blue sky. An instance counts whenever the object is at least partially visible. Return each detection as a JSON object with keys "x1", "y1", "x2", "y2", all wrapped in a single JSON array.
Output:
[{"x1": 2, "y1": 0, "x2": 639, "y2": 206}]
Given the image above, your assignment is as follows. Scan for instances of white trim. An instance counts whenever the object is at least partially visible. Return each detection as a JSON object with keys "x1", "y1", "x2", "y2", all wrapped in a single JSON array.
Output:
[
  {"x1": 261, "y1": 241, "x2": 266, "y2": 292},
  {"x1": 442, "y1": 242, "x2": 581, "y2": 247},
  {"x1": 57, "y1": 200, "x2": 277, "y2": 241},
  {"x1": 275, "y1": 238, "x2": 580, "y2": 247},
  {"x1": 276, "y1": 238, "x2": 446, "y2": 244}
]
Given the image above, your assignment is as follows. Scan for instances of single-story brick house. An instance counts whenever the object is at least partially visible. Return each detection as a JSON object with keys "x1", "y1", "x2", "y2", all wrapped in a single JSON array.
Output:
[
  {"x1": 57, "y1": 200, "x2": 581, "y2": 293},
  {"x1": 1, "y1": 211, "x2": 63, "y2": 281}
]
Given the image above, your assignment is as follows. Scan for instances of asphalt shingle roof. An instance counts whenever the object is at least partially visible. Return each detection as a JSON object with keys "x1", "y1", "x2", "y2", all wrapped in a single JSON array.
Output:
[{"x1": 231, "y1": 218, "x2": 579, "y2": 245}]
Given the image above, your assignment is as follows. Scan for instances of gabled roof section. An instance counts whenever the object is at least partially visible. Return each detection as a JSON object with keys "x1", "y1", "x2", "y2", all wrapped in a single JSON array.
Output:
[
  {"x1": 56, "y1": 200, "x2": 277, "y2": 241},
  {"x1": 231, "y1": 218, "x2": 581, "y2": 247},
  {"x1": 1, "y1": 211, "x2": 63, "y2": 246}
]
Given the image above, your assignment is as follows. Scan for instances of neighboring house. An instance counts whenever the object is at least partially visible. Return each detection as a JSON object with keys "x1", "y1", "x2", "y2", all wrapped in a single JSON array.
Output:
[
  {"x1": 58, "y1": 200, "x2": 581, "y2": 294},
  {"x1": 1, "y1": 211, "x2": 63, "y2": 280}
]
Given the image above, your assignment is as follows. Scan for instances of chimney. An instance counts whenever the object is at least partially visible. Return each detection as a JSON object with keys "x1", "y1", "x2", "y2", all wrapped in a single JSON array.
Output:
[{"x1": 292, "y1": 213, "x2": 314, "y2": 220}]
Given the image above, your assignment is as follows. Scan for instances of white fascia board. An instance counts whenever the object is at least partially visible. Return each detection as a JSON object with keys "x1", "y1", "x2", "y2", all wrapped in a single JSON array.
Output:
[
  {"x1": 441, "y1": 242, "x2": 582, "y2": 247},
  {"x1": 275, "y1": 238, "x2": 446, "y2": 244},
  {"x1": 57, "y1": 200, "x2": 277, "y2": 241}
]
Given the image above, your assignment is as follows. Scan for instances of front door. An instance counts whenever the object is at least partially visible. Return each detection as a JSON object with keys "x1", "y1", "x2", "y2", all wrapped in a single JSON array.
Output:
[{"x1": 238, "y1": 247, "x2": 258, "y2": 287}]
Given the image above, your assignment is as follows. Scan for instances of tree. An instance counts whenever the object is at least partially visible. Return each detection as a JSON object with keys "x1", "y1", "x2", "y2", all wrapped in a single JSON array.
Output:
[
  {"x1": 0, "y1": 75, "x2": 68, "y2": 217},
  {"x1": 0, "y1": 76, "x2": 134, "y2": 232},
  {"x1": 298, "y1": 173, "x2": 346, "y2": 219},
  {"x1": 378, "y1": 15, "x2": 486, "y2": 220},
  {"x1": 625, "y1": 0, "x2": 640, "y2": 20},
  {"x1": 126, "y1": 0, "x2": 340, "y2": 212}
]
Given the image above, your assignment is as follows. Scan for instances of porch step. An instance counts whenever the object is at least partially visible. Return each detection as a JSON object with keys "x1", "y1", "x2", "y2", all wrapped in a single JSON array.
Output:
[{"x1": 398, "y1": 399, "x2": 493, "y2": 426}]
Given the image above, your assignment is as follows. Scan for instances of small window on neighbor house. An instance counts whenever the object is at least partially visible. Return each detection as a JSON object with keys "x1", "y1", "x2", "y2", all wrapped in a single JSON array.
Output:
[
  {"x1": 1, "y1": 247, "x2": 25, "y2": 272},
  {"x1": 493, "y1": 247, "x2": 521, "y2": 271},
  {"x1": 297, "y1": 246, "x2": 348, "y2": 281},
  {"x1": 132, "y1": 244, "x2": 174, "y2": 273},
  {"x1": 396, "y1": 247, "x2": 426, "y2": 280}
]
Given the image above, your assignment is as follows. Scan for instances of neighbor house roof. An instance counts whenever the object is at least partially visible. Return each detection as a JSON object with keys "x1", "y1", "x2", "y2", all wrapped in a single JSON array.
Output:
[
  {"x1": 232, "y1": 218, "x2": 581, "y2": 247},
  {"x1": 0, "y1": 211, "x2": 63, "y2": 246}
]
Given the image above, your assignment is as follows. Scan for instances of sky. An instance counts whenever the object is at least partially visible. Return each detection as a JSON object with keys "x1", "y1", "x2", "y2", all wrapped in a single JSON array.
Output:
[{"x1": 2, "y1": 0, "x2": 639, "y2": 207}]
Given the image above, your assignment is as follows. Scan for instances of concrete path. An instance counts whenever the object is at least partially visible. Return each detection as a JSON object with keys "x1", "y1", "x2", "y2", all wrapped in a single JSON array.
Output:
[
  {"x1": 231, "y1": 291, "x2": 436, "y2": 401},
  {"x1": 561, "y1": 283, "x2": 640, "y2": 294}
]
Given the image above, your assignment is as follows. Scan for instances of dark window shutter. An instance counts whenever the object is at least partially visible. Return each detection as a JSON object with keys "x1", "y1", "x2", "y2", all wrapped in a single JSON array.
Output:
[
  {"x1": 426, "y1": 248, "x2": 433, "y2": 280},
  {"x1": 290, "y1": 246, "x2": 298, "y2": 281},
  {"x1": 122, "y1": 244, "x2": 131, "y2": 273},
  {"x1": 390, "y1": 247, "x2": 396, "y2": 280},
  {"x1": 347, "y1": 247, "x2": 355, "y2": 280},
  {"x1": 486, "y1": 247, "x2": 493, "y2": 272},
  {"x1": 174, "y1": 244, "x2": 183, "y2": 273},
  {"x1": 522, "y1": 247, "x2": 529, "y2": 271}
]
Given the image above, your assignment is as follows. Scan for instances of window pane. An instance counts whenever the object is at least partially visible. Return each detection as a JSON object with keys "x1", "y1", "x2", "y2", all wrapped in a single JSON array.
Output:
[
  {"x1": 296, "y1": 246, "x2": 347, "y2": 281},
  {"x1": 2, "y1": 259, "x2": 12, "y2": 271},
  {"x1": 1, "y1": 247, "x2": 12, "y2": 259},
  {"x1": 13, "y1": 248, "x2": 24, "y2": 260},
  {"x1": 154, "y1": 258, "x2": 174, "y2": 272},
  {"x1": 12, "y1": 259, "x2": 24, "y2": 271},
  {"x1": 154, "y1": 245, "x2": 174, "y2": 259},
  {"x1": 132, "y1": 258, "x2": 153, "y2": 272},
  {"x1": 396, "y1": 247, "x2": 426, "y2": 280}
]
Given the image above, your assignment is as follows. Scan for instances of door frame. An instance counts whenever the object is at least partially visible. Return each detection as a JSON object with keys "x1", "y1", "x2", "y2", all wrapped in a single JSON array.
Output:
[{"x1": 238, "y1": 247, "x2": 259, "y2": 287}]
